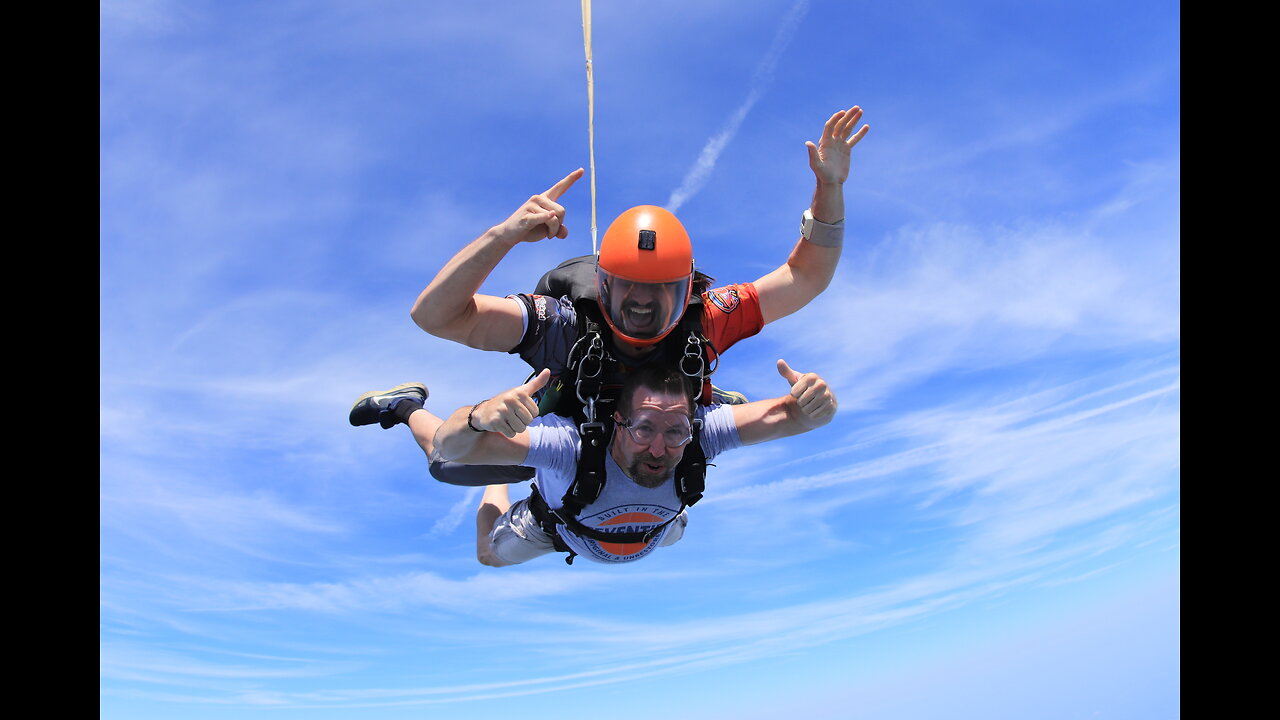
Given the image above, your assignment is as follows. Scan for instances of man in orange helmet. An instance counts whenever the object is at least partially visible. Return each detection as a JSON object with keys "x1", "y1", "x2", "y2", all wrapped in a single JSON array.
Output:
[{"x1": 353, "y1": 106, "x2": 868, "y2": 484}]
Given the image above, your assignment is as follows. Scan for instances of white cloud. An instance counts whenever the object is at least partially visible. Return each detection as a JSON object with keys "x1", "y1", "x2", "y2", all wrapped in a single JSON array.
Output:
[{"x1": 749, "y1": 206, "x2": 1178, "y2": 411}]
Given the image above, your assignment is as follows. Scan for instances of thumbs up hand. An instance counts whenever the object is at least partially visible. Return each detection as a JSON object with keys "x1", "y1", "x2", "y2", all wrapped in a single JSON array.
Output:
[
  {"x1": 472, "y1": 369, "x2": 552, "y2": 437},
  {"x1": 777, "y1": 359, "x2": 837, "y2": 428}
]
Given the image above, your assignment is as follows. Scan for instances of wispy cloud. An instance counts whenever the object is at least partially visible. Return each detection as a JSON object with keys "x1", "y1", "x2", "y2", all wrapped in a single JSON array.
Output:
[
  {"x1": 101, "y1": 2, "x2": 1179, "y2": 715},
  {"x1": 707, "y1": 363, "x2": 1178, "y2": 544},
  {"x1": 426, "y1": 486, "x2": 484, "y2": 537},
  {"x1": 102, "y1": 508, "x2": 1175, "y2": 710},
  {"x1": 750, "y1": 179, "x2": 1179, "y2": 411},
  {"x1": 666, "y1": 0, "x2": 810, "y2": 212}
]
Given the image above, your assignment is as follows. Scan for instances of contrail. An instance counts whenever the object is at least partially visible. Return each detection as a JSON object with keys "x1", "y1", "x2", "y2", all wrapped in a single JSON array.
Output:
[
  {"x1": 666, "y1": 0, "x2": 810, "y2": 213},
  {"x1": 427, "y1": 486, "x2": 483, "y2": 537}
]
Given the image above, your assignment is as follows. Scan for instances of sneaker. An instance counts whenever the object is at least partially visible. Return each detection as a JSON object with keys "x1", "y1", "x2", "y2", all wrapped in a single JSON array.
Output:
[
  {"x1": 710, "y1": 384, "x2": 748, "y2": 406},
  {"x1": 349, "y1": 382, "x2": 429, "y2": 428}
]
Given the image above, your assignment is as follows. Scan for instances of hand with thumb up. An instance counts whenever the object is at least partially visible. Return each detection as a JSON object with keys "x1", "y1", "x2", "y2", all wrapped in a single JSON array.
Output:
[
  {"x1": 471, "y1": 369, "x2": 552, "y2": 438},
  {"x1": 776, "y1": 359, "x2": 837, "y2": 429}
]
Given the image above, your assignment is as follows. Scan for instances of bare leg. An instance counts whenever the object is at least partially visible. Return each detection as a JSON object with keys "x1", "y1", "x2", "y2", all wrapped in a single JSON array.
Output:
[
  {"x1": 476, "y1": 484, "x2": 513, "y2": 567},
  {"x1": 405, "y1": 408, "x2": 443, "y2": 460}
]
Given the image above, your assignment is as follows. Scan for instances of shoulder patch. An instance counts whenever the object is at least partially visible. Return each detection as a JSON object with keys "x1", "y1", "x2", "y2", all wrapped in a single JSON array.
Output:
[
  {"x1": 707, "y1": 287, "x2": 741, "y2": 314},
  {"x1": 532, "y1": 294, "x2": 548, "y2": 321}
]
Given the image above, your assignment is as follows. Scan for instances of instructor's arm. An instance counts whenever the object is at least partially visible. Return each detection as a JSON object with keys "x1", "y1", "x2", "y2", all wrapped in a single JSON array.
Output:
[
  {"x1": 411, "y1": 169, "x2": 584, "y2": 351},
  {"x1": 754, "y1": 106, "x2": 869, "y2": 325}
]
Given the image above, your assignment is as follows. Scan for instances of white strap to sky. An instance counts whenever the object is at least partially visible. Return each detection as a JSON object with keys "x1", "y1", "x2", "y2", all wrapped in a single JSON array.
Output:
[{"x1": 581, "y1": 0, "x2": 598, "y2": 254}]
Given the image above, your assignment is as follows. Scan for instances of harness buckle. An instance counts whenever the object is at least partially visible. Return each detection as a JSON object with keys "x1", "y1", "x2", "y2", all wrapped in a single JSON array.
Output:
[{"x1": 578, "y1": 419, "x2": 607, "y2": 441}]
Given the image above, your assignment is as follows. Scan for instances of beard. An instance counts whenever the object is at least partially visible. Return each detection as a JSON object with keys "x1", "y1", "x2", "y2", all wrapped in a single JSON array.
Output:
[{"x1": 626, "y1": 453, "x2": 674, "y2": 488}]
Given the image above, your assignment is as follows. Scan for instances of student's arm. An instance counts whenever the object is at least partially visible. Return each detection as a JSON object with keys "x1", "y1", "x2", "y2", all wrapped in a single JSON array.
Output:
[
  {"x1": 431, "y1": 370, "x2": 551, "y2": 464},
  {"x1": 731, "y1": 360, "x2": 838, "y2": 445}
]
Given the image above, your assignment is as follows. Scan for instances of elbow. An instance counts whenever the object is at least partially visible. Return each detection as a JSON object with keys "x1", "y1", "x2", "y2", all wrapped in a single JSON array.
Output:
[
  {"x1": 783, "y1": 252, "x2": 837, "y2": 299},
  {"x1": 411, "y1": 300, "x2": 445, "y2": 336},
  {"x1": 431, "y1": 439, "x2": 462, "y2": 465},
  {"x1": 804, "y1": 273, "x2": 833, "y2": 299},
  {"x1": 789, "y1": 255, "x2": 836, "y2": 293},
  {"x1": 411, "y1": 299, "x2": 473, "y2": 343}
]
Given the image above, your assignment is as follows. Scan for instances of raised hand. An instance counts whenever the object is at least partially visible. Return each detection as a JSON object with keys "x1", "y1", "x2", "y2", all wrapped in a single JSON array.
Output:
[
  {"x1": 805, "y1": 106, "x2": 869, "y2": 186},
  {"x1": 493, "y1": 169, "x2": 584, "y2": 244},
  {"x1": 471, "y1": 369, "x2": 552, "y2": 438},
  {"x1": 776, "y1": 359, "x2": 837, "y2": 428}
]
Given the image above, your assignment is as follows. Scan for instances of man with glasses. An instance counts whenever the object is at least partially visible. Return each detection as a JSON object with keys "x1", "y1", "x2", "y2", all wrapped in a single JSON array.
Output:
[
  {"x1": 352, "y1": 106, "x2": 868, "y2": 493},
  {"x1": 401, "y1": 358, "x2": 836, "y2": 566}
]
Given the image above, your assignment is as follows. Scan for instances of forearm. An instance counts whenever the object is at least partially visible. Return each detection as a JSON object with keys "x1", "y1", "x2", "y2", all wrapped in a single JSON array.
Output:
[
  {"x1": 434, "y1": 402, "x2": 534, "y2": 466},
  {"x1": 810, "y1": 178, "x2": 844, "y2": 225},
  {"x1": 733, "y1": 396, "x2": 808, "y2": 445},
  {"x1": 410, "y1": 226, "x2": 520, "y2": 341},
  {"x1": 755, "y1": 205, "x2": 843, "y2": 324},
  {"x1": 432, "y1": 405, "x2": 485, "y2": 463},
  {"x1": 785, "y1": 177, "x2": 846, "y2": 296},
  {"x1": 800, "y1": 176, "x2": 845, "y2": 282}
]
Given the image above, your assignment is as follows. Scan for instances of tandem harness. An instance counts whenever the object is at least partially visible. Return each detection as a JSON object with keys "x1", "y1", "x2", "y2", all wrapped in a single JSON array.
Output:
[
  {"x1": 520, "y1": 255, "x2": 717, "y2": 564},
  {"x1": 526, "y1": 416, "x2": 708, "y2": 565}
]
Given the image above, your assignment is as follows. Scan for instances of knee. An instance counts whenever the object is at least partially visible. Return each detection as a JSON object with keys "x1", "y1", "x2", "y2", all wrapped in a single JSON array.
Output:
[{"x1": 477, "y1": 548, "x2": 508, "y2": 567}]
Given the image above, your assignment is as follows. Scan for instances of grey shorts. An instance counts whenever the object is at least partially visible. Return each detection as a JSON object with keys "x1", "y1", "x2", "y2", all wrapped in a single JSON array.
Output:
[{"x1": 490, "y1": 498, "x2": 690, "y2": 565}]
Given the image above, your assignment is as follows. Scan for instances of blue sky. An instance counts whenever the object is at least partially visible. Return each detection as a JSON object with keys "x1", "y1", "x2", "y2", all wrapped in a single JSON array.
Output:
[{"x1": 100, "y1": 1, "x2": 1179, "y2": 717}]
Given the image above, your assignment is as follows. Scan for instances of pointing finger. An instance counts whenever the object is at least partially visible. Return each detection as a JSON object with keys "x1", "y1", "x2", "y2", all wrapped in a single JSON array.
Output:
[{"x1": 544, "y1": 168, "x2": 585, "y2": 201}]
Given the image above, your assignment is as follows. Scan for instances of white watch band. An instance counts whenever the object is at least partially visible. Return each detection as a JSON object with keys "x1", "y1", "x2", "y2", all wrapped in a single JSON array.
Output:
[{"x1": 800, "y1": 208, "x2": 844, "y2": 248}]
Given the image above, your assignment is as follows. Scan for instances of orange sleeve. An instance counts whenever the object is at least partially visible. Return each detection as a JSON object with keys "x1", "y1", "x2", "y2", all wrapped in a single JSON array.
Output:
[{"x1": 699, "y1": 282, "x2": 764, "y2": 354}]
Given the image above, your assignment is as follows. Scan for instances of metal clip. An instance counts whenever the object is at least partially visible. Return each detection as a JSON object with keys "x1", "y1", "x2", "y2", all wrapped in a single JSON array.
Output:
[
  {"x1": 680, "y1": 331, "x2": 705, "y2": 378},
  {"x1": 578, "y1": 420, "x2": 606, "y2": 440},
  {"x1": 575, "y1": 333, "x2": 606, "y2": 407}
]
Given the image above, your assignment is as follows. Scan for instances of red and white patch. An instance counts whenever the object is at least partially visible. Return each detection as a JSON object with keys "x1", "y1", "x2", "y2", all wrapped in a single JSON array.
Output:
[{"x1": 707, "y1": 287, "x2": 740, "y2": 314}]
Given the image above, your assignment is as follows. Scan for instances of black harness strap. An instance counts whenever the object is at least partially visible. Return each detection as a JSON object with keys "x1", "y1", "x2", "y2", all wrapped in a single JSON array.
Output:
[
  {"x1": 673, "y1": 419, "x2": 707, "y2": 507},
  {"x1": 527, "y1": 419, "x2": 708, "y2": 565},
  {"x1": 559, "y1": 418, "x2": 612, "y2": 520},
  {"x1": 526, "y1": 255, "x2": 718, "y2": 565},
  {"x1": 527, "y1": 484, "x2": 578, "y2": 564}
]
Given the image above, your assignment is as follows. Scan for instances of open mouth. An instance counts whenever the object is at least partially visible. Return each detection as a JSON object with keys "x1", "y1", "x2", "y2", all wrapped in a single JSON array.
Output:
[{"x1": 624, "y1": 305, "x2": 657, "y2": 331}]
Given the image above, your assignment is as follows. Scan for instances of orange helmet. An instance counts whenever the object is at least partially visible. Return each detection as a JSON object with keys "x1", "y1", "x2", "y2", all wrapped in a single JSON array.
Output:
[{"x1": 595, "y1": 205, "x2": 694, "y2": 347}]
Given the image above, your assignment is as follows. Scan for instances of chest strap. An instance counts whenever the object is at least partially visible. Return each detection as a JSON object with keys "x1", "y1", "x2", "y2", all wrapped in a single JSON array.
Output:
[{"x1": 528, "y1": 420, "x2": 708, "y2": 565}]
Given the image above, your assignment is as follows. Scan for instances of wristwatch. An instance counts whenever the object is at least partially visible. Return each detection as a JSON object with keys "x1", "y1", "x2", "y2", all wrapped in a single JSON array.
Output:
[{"x1": 800, "y1": 208, "x2": 845, "y2": 247}]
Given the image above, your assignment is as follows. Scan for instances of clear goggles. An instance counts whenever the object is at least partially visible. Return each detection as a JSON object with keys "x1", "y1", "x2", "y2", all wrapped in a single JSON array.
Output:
[
  {"x1": 617, "y1": 410, "x2": 698, "y2": 448},
  {"x1": 596, "y1": 270, "x2": 692, "y2": 342}
]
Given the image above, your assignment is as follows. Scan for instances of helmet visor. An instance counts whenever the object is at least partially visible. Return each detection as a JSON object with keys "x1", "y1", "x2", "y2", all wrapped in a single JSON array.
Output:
[{"x1": 596, "y1": 270, "x2": 692, "y2": 342}]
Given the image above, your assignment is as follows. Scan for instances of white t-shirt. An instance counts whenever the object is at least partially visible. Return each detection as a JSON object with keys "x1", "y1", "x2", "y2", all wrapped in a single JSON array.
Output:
[{"x1": 524, "y1": 404, "x2": 742, "y2": 563}]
